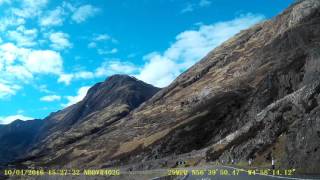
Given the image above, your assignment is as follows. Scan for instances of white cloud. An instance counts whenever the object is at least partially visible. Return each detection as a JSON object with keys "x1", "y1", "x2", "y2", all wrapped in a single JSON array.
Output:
[
  {"x1": 59, "y1": 60, "x2": 137, "y2": 84},
  {"x1": 88, "y1": 33, "x2": 117, "y2": 51},
  {"x1": 0, "y1": 17, "x2": 25, "y2": 31},
  {"x1": 49, "y1": 32, "x2": 72, "y2": 50},
  {"x1": 94, "y1": 34, "x2": 110, "y2": 41},
  {"x1": 95, "y1": 60, "x2": 138, "y2": 77},
  {"x1": 7, "y1": 26, "x2": 38, "y2": 47},
  {"x1": 88, "y1": 42, "x2": 97, "y2": 48},
  {"x1": 136, "y1": 54, "x2": 179, "y2": 87},
  {"x1": 59, "y1": 71, "x2": 95, "y2": 84},
  {"x1": 0, "y1": 115, "x2": 34, "y2": 124},
  {"x1": 58, "y1": 73, "x2": 73, "y2": 85},
  {"x1": 199, "y1": 0, "x2": 212, "y2": 7},
  {"x1": 0, "y1": 83, "x2": 20, "y2": 99},
  {"x1": 12, "y1": 0, "x2": 48, "y2": 18},
  {"x1": 181, "y1": 0, "x2": 211, "y2": 14},
  {"x1": 136, "y1": 14, "x2": 265, "y2": 87},
  {"x1": 25, "y1": 50, "x2": 63, "y2": 74},
  {"x1": 37, "y1": 84, "x2": 52, "y2": 93},
  {"x1": 61, "y1": 1, "x2": 76, "y2": 12},
  {"x1": 40, "y1": 95, "x2": 61, "y2": 102},
  {"x1": 0, "y1": 43, "x2": 28, "y2": 66},
  {"x1": 0, "y1": 43, "x2": 33, "y2": 83},
  {"x1": 40, "y1": 7, "x2": 65, "y2": 27},
  {"x1": 0, "y1": 42, "x2": 67, "y2": 97},
  {"x1": 17, "y1": 109, "x2": 24, "y2": 114},
  {"x1": 0, "y1": 43, "x2": 63, "y2": 76},
  {"x1": 6, "y1": 65, "x2": 33, "y2": 80},
  {"x1": 63, "y1": 86, "x2": 90, "y2": 107},
  {"x1": 74, "y1": 71, "x2": 94, "y2": 79},
  {"x1": 71, "y1": 5, "x2": 100, "y2": 23}
]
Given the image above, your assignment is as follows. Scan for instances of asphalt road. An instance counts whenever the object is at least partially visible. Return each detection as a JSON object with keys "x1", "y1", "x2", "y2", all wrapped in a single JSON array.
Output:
[{"x1": 182, "y1": 165, "x2": 320, "y2": 180}]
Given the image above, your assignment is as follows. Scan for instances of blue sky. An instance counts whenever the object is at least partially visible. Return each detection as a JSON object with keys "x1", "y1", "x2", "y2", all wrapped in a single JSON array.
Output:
[{"x1": 0, "y1": 0, "x2": 294, "y2": 124}]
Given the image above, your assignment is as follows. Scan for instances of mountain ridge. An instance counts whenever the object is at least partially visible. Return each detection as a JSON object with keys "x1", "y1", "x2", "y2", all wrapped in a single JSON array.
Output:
[{"x1": 0, "y1": 74, "x2": 160, "y2": 165}]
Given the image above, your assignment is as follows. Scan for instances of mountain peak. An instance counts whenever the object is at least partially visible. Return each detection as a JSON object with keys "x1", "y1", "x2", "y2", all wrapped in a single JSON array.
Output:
[
  {"x1": 16, "y1": 76, "x2": 161, "y2": 161},
  {"x1": 40, "y1": 74, "x2": 161, "y2": 130},
  {"x1": 107, "y1": 74, "x2": 137, "y2": 81},
  {"x1": 84, "y1": 74, "x2": 160, "y2": 112}
]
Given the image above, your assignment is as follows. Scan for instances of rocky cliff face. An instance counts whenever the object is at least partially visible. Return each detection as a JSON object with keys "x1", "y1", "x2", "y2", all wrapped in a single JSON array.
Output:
[{"x1": 3, "y1": 0, "x2": 320, "y2": 174}]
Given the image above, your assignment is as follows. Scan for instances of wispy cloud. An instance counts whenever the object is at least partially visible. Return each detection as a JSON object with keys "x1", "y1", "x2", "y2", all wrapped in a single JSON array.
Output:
[
  {"x1": 93, "y1": 34, "x2": 110, "y2": 41},
  {"x1": 40, "y1": 95, "x2": 61, "y2": 102},
  {"x1": 88, "y1": 34, "x2": 118, "y2": 48},
  {"x1": 58, "y1": 60, "x2": 138, "y2": 85},
  {"x1": 40, "y1": 7, "x2": 65, "y2": 27},
  {"x1": 88, "y1": 42, "x2": 97, "y2": 48},
  {"x1": 0, "y1": 83, "x2": 21, "y2": 99},
  {"x1": 199, "y1": 0, "x2": 212, "y2": 7},
  {"x1": 136, "y1": 13, "x2": 265, "y2": 87},
  {"x1": 88, "y1": 33, "x2": 118, "y2": 54},
  {"x1": 7, "y1": 26, "x2": 38, "y2": 47},
  {"x1": 181, "y1": 4, "x2": 195, "y2": 14},
  {"x1": 181, "y1": 0, "x2": 212, "y2": 14},
  {"x1": 0, "y1": 17, "x2": 25, "y2": 31},
  {"x1": 49, "y1": 32, "x2": 73, "y2": 50},
  {"x1": 97, "y1": 48, "x2": 118, "y2": 55},
  {"x1": 95, "y1": 60, "x2": 138, "y2": 77},
  {"x1": 58, "y1": 74, "x2": 73, "y2": 85},
  {"x1": 37, "y1": 84, "x2": 52, "y2": 93},
  {"x1": 12, "y1": 0, "x2": 48, "y2": 18},
  {"x1": 62, "y1": 86, "x2": 90, "y2": 107},
  {"x1": 0, "y1": 114, "x2": 34, "y2": 124},
  {"x1": 71, "y1": 5, "x2": 100, "y2": 23}
]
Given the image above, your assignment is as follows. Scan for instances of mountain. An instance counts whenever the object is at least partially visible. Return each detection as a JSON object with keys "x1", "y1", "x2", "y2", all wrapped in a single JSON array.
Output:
[
  {"x1": 0, "y1": 75, "x2": 160, "y2": 166},
  {"x1": 2, "y1": 0, "x2": 320, "y2": 174},
  {"x1": 33, "y1": 74, "x2": 160, "y2": 141},
  {"x1": 0, "y1": 120, "x2": 43, "y2": 164}
]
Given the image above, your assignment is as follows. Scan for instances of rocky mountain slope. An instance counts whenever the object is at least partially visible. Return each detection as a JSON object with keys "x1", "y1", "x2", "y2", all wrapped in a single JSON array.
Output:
[
  {"x1": 0, "y1": 75, "x2": 160, "y2": 165},
  {"x1": 2, "y1": 0, "x2": 320, "y2": 174}
]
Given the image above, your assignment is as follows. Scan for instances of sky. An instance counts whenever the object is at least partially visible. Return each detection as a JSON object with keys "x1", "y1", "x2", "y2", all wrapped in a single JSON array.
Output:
[{"x1": 0, "y1": 0, "x2": 294, "y2": 124}]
